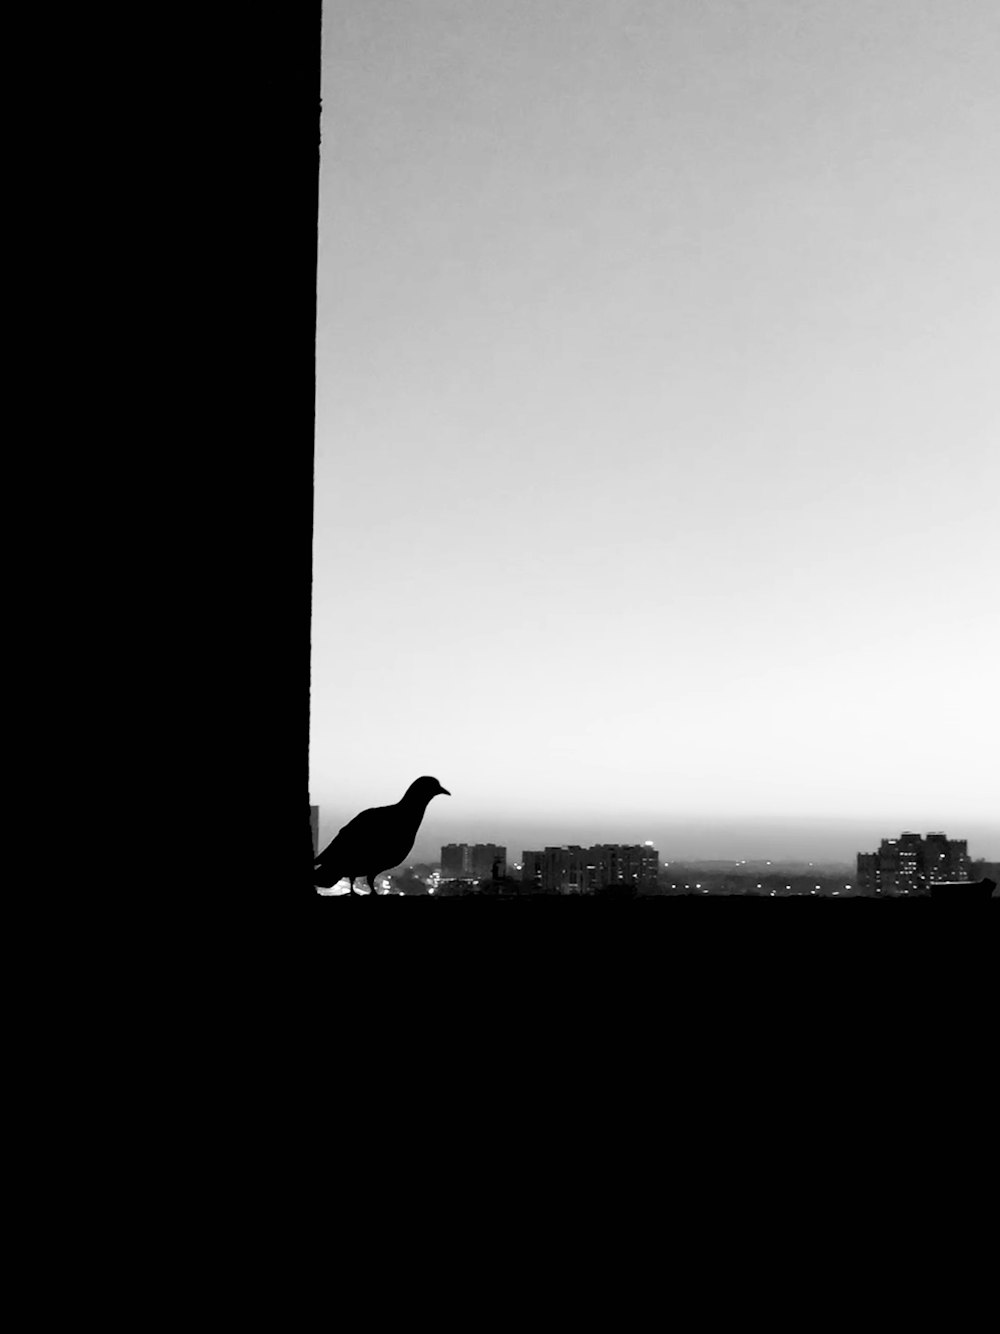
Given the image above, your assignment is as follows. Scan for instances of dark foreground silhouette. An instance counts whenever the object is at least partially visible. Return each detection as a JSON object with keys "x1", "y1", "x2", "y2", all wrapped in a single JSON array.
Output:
[
  {"x1": 929, "y1": 878, "x2": 996, "y2": 900},
  {"x1": 314, "y1": 776, "x2": 450, "y2": 894}
]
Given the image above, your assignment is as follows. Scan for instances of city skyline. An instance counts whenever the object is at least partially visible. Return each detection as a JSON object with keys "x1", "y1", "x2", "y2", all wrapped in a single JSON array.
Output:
[
  {"x1": 312, "y1": 802, "x2": 999, "y2": 869},
  {"x1": 311, "y1": 2, "x2": 1000, "y2": 846},
  {"x1": 314, "y1": 826, "x2": 996, "y2": 895}
]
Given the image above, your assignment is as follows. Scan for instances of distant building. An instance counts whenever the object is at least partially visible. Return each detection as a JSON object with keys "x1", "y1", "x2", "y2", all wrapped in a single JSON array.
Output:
[
  {"x1": 441, "y1": 843, "x2": 507, "y2": 881},
  {"x1": 857, "y1": 831, "x2": 970, "y2": 896},
  {"x1": 521, "y1": 850, "x2": 544, "y2": 893},
  {"x1": 543, "y1": 845, "x2": 589, "y2": 894},
  {"x1": 310, "y1": 805, "x2": 319, "y2": 857},
  {"x1": 520, "y1": 844, "x2": 659, "y2": 895}
]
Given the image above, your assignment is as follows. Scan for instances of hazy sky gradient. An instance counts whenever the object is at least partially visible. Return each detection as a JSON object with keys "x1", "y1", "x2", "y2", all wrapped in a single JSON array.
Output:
[{"x1": 312, "y1": 0, "x2": 999, "y2": 861}]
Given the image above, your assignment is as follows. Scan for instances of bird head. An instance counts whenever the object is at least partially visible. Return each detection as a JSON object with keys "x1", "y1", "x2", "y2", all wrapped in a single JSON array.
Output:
[{"x1": 404, "y1": 776, "x2": 451, "y2": 803}]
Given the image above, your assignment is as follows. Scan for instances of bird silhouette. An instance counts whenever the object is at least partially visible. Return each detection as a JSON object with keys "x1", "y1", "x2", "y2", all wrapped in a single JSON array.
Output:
[{"x1": 314, "y1": 776, "x2": 451, "y2": 894}]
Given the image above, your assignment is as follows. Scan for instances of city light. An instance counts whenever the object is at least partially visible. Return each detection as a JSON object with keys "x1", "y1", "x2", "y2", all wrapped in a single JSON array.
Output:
[{"x1": 407, "y1": 831, "x2": 986, "y2": 902}]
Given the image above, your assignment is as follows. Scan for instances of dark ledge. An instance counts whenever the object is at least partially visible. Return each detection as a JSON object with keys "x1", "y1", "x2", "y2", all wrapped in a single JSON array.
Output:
[{"x1": 929, "y1": 878, "x2": 996, "y2": 900}]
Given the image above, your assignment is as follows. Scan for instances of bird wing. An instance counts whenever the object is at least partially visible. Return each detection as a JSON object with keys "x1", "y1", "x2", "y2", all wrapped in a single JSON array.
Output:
[{"x1": 314, "y1": 805, "x2": 392, "y2": 867}]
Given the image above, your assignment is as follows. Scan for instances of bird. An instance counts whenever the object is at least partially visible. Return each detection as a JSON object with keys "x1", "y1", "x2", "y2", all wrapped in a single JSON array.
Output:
[{"x1": 314, "y1": 776, "x2": 451, "y2": 894}]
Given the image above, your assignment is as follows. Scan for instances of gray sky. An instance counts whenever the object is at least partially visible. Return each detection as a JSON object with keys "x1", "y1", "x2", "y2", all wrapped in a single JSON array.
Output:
[{"x1": 312, "y1": 0, "x2": 999, "y2": 861}]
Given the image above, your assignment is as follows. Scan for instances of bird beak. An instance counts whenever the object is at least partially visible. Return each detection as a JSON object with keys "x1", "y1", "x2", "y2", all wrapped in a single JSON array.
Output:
[{"x1": 439, "y1": 787, "x2": 450, "y2": 796}]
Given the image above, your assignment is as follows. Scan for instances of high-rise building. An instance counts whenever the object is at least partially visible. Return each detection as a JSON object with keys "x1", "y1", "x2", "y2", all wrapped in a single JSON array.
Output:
[
  {"x1": 856, "y1": 831, "x2": 970, "y2": 895},
  {"x1": 923, "y1": 832, "x2": 971, "y2": 884},
  {"x1": 592, "y1": 843, "x2": 660, "y2": 895},
  {"x1": 441, "y1": 844, "x2": 507, "y2": 881},
  {"x1": 520, "y1": 844, "x2": 659, "y2": 895},
  {"x1": 519, "y1": 847, "x2": 587, "y2": 893},
  {"x1": 520, "y1": 850, "x2": 544, "y2": 893}
]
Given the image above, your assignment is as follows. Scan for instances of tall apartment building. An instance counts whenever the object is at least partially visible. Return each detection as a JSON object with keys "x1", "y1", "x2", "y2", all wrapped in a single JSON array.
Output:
[
  {"x1": 441, "y1": 843, "x2": 507, "y2": 881},
  {"x1": 520, "y1": 850, "x2": 544, "y2": 893},
  {"x1": 594, "y1": 843, "x2": 660, "y2": 895},
  {"x1": 520, "y1": 844, "x2": 659, "y2": 895},
  {"x1": 856, "y1": 831, "x2": 970, "y2": 895}
]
